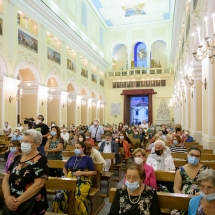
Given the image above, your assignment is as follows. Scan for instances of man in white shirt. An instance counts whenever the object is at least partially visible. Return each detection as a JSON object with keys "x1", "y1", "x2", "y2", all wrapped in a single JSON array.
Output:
[
  {"x1": 61, "y1": 128, "x2": 70, "y2": 146},
  {"x1": 140, "y1": 120, "x2": 148, "y2": 129},
  {"x1": 89, "y1": 118, "x2": 104, "y2": 143},
  {"x1": 3, "y1": 122, "x2": 12, "y2": 139}
]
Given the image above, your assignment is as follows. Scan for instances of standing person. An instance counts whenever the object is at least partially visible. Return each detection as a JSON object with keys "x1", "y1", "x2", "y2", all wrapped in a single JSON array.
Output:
[
  {"x1": 61, "y1": 128, "x2": 70, "y2": 147},
  {"x1": 89, "y1": 118, "x2": 104, "y2": 144},
  {"x1": 35, "y1": 115, "x2": 50, "y2": 155},
  {"x1": 45, "y1": 126, "x2": 64, "y2": 177},
  {"x1": 3, "y1": 121, "x2": 12, "y2": 140}
]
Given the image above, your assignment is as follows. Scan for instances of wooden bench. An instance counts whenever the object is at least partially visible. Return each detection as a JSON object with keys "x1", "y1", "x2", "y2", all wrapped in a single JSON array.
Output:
[
  {"x1": 172, "y1": 153, "x2": 215, "y2": 161},
  {"x1": 202, "y1": 149, "x2": 213, "y2": 154},
  {"x1": 109, "y1": 188, "x2": 192, "y2": 211},
  {"x1": 174, "y1": 160, "x2": 215, "y2": 169},
  {"x1": 155, "y1": 170, "x2": 175, "y2": 182},
  {"x1": 65, "y1": 145, "x2": 99, "y2": 151},
  {"x1": 48, "y1": 160, "x2": 104, "y2": 215},
  {"x1": 45, "y1": 177, "x2": 77, "y2": 215},
  {"x1": 166, "y1": 144, "x2": 203, "y2": 150},
  {"x1": 0, "y1": 141, "x2": 10, "y2": 145}
]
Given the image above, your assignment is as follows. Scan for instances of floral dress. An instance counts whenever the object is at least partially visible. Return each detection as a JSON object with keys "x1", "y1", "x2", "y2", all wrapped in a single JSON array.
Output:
[
  {"x1": 108, "y1": 185, "x2": 161, "y2": 215},
  {"x1": 7, "y1": 153, "x2": 49, "y2": 215}
]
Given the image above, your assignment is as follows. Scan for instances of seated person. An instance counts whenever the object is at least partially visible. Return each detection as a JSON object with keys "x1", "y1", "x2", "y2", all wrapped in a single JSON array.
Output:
[
  {"x1": 188, "y1": 169, "x2": 215, "y2": 215},
  {"x1": 183, "y1": 130, "x2": 194, "y2": 143},
  {"x1": 85, "y1": 131, "x2": 95, "y2": 146},
  {"x1": 146, "y1": 140, "x2": 175, "y2": 171},
  {"x1": 11, "y1": 128, "x2": 22, "y2": 141},
  {"x1": 170, "y1": 134, "x2": 187, "y2": 153},
  {"x1": 126, "y1": 126, "x2": 134, "y2": 135},
  {"x1": 99, "y1": 132, "x2": 119, "y2": 171},
  {"x1": 4, "y1": 140, "x2": 21, "y2": 172},
  {"x1": 118, "y1": 131, "x2": 130, "y2": 158},
  {"x1": 157, "y1": 130, "x2": 167, "y2": 142},
  {"x1": 85, "y1": 141, "x2": 106, "y2": 170},
  {"x1": 98, "y1": 134, "x2": 105, "y2": 147},
  {"x1": 108, "y1": 163, "x2": 161, "y2": 215},
  {"x1": 61, "y1": 128, "x2": 70, "y2": 146}
]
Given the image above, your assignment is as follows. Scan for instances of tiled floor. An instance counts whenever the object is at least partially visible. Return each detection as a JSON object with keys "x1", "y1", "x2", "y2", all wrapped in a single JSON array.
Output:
[{"x1": 0, "y1": 160, "x2": 126, "y2": 215}]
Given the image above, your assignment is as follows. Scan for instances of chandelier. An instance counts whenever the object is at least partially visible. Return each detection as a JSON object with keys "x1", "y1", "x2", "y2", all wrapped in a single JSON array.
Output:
[{"x1": 137, "y1": 49, "x2": 147, "y2": 60}]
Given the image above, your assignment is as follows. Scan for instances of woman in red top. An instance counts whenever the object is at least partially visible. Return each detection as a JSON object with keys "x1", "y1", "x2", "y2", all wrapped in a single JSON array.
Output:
[
  {"x1": 118, "y1": 131, "x2": 130, "y2": 158},
  {"x1": 133, "y1": 148, "x2": 157, "y2": 189},
  {"x1": 85, "y1": 131, "x2": 95, "y2": 146}
]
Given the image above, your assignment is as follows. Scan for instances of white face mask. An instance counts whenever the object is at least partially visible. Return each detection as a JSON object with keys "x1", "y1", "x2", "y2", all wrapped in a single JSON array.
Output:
[
  {"x1": 94, "y1": 121, "x2": 98, "y2": 126},
  {"x1": 5, "y1": 123, "x2": 8, "y2": 126},
  {"x1": 52, "y1": 123, "x2": 55, "y2": 126},
  {"x1": 86, "y1": 136, "x2": 90, "y2": 139},
  {"x1": 21, "y1": 142, "x2": 32, "y2": 154},
  {"x1": 185, "y1": 132, "x2": 189, "y2": 135},
  {"x1": 17, "y1": 124, "x2": 20, "y2": 127},
  {"x1": 134, "y1": 157, "x2": 144, "y2": 165},
  {"x1": 37, "y1": 120, "x2": 41, "y2": 124},
  {"x1": 119, "y1": 136, "x2": 124, "y2": 139}
]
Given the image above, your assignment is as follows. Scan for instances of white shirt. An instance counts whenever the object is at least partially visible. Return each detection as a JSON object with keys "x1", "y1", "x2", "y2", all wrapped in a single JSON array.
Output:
[
  {"x1": 140, "y1": 123, "x2": 148, "y2": 129},
  {"x1": 103, "y1": 142, "x2": 112, "y2": 153},
  {"x1": 3, "y1": 126, "x2": 12, "y2": 137},
  {"x1": 89, "y1": 125, "x2": 104, "y2": 141},
  {"x1": 146, "y1": 154, "x2": 175, "y2": 171},
  {"x1": 16, "y1": 126, "x2": 23, "y2": 132},
  {"x1": 61, "y1": 132, "x2": 70, "y2": 141}
]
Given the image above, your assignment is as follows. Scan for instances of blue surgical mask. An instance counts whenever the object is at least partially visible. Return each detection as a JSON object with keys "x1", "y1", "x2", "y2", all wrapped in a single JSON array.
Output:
[
  {"x1": 125, "y1": 180, "x2": 140, "y2": 191},
  {"x1": 10, "y1": 147, "x2": 17, "y2": 153},
  {"x1": 188, "y1": 156, "x2": 199, "y2": 165},
  {"x1": 173, "y1": 140, "x2": 178, "y2": 145},
  {"x1": 200, "y1": 191, "x2": 215, "y2": 201},
  {"x1": 51, "y1": 131, "x2": 57, "y2": 136},
  {"x1": 74, "y1": 149, "x2": 82, "y2": 156}
]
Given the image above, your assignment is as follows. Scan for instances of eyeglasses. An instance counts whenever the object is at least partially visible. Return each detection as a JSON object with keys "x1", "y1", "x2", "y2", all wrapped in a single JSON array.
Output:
[
  {"x1": 199, "y1": 184, "x2": 215, "y2": 193},
  {"x1": 189, "y1": 153, "x2": 200, "y2": 158},
  {"x1": 125, "y1": 175, "x2": 140, "y2": 181}
]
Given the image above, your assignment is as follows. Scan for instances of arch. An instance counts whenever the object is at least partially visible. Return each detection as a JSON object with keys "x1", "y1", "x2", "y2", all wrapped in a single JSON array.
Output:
[
  {"x1": 82, "y1": 2, "x2": 87, "y2": 27},
  {"x1": 81, "y1": 88, "x2": 87, "y2": 96},
  {"x1": 65, "y1": 79, "x2": 77, "y2": 93},
  {"x1": 18, "y1": 67, "x2": 35, "y2": 81},
  {"x1": 91, "y1": 90, "x2": 98, "y2": 99},
  {"x1": 47, "y1": 77, "x2": 58, "y2": 87},
  {"x1": 80, "y1": 86, "x2": 89, "y2": 97},
  {"x1": 131, "y1": 39, "x2": 149, "y2": 50},
  {"x1": 45, "y1": 70, "x2": 63, "y2": 90},
  {"x1": 149, "y1": 38, "x2": 168, "y2": 49},
  {"x1": 99, "y1": 94, "x2": 104, "y2": 101},
  {"x1": 14, "y1": 56, "x2": 41, "y2": 83},
  {"x1": 0, "y1": 51, "x2": 8, "y2": 77},
  {"x1": 111, "y1": 41, "x2": 128, "y2": 51},
  {"x1": 134, "y1": 42, "x2": 147, "y2": 68}
]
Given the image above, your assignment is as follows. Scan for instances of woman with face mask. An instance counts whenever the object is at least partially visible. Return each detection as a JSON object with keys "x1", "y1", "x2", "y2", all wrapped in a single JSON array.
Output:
[
  {"x1": 2, "y1": 129, "x2": 49, "y2": 215},
  {"x1": 52, "y1": 142, "x2": 96, "y2": 215},
  {"x1": 133, "y1": 148, "x2": 157, "y2": 190},
  {"x1": 4, "y1": 140, "x2": 21, "y2": 173},
  {"x1": 170, "y1": 134, "x2": 187, "y2": 153},
  {"x1": 108, "y1": 163, "x2": 161, "y2": 215},
  {"x1": 118, "y1": 132, "x2": 130, "y2": 158},
  {"x1": 173, "y1": 147, "x2": 210, "y2": 215},
  {"x1": 78, "y1": 133, "x2": 86, "y2": 143},
  {"x1": 188, "y1": 169, "x2": 215, "y2": 215},
  {"x1": 44, "y1": 126, "x2": 64, "y2": 177}
]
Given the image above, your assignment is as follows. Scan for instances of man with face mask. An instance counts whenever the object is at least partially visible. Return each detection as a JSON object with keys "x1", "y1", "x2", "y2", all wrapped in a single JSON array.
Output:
[
  {"x1": 85, "y1": 141, "x2": 106, "y2": 170},
  {"x1": 35, "y1": 115, "x2": 50, "y2": 155},
  {"x1": 89, "y1": 118, "x2": 104, "y2": 144},
  {"x1": 146, "y1": 140, "x2": 175, "y2": 171}
]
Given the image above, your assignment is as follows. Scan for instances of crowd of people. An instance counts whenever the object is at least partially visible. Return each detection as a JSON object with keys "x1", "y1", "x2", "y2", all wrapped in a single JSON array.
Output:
[{"x1": 1, "y1": 116, "x2": 215, "y2": 215}]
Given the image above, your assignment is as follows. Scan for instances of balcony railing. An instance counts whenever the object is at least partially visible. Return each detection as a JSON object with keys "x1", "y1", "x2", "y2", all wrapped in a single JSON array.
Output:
[{"x1": 106, "y1": 68, "x2": 172, "y2": 77}]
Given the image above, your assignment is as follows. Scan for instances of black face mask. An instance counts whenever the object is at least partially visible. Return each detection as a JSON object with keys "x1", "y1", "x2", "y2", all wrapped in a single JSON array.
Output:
[{"x1": 155, "y1": 150, "x2": 163, "y2": 156}]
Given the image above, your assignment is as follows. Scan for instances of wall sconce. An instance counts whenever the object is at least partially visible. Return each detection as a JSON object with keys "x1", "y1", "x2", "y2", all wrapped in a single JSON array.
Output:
[
  {"x1": 42, "y1": 94, "x2": 52, "y2": 106},
  {"x1": 63, "y1": 98, "x2": 72, "y2": 108},
  {"x1": 9, "y1": 89, "x2": 22, "y2": 103}
]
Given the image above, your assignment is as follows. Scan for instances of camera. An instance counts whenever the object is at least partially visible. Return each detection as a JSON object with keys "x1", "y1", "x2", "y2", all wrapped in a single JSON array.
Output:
[{"x1": 24, "y1": 118, "x2": 35, "y2": 129}]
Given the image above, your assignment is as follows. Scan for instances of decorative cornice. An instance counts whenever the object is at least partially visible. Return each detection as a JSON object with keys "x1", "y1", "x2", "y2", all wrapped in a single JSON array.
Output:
[{"x1": 11, "y1": 0, "x2": 109, "y2": 71}]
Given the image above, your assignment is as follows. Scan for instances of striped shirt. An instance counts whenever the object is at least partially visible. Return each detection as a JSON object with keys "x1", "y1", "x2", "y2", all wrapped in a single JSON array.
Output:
[{"x1": 170, "y1": 145, "x2": 187, "y2": 153}]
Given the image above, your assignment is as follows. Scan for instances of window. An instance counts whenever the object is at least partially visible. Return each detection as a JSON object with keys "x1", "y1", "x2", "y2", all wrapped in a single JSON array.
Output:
[{"x1": 134, "y1": 42, "x2": 147, "y2": 68}]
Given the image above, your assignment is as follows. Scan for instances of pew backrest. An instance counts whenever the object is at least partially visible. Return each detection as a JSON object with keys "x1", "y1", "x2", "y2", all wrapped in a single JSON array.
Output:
[
  {"x1": 101, "y1": 153, "x2": 115, "y2": 172},
  {"x1": 155, "y1": 170, "x2": 175, "y2": 182},
  {"x1": 109, "y1": 188, "x2": 192, "y2": 211},
  {"x1": 172, "y1": 153, "x2": 215, "y2": 161},
  {"x1": 174, "y1": 160, "x2": 215, "y2": 169}
]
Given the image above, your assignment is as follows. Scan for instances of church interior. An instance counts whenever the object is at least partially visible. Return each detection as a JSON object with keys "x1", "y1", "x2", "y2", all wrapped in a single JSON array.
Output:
[{"x1": 0, "y1": 0, "x2": 215, "y2": 215}]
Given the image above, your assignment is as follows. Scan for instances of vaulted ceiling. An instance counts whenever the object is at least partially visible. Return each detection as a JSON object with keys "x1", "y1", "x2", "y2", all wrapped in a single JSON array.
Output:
[{"x1": 89, "y1": 0, "x2": 174, "y2": 27}]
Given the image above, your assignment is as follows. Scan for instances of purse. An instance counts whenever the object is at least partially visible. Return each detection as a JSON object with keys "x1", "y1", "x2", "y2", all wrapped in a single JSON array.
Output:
[{"x1": 2, "y1": 196, "x2": 35, "y2": 215}]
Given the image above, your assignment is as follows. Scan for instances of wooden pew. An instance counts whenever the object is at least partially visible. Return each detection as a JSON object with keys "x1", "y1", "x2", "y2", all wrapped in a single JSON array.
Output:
[
  {"x1": 45, "y1": 177, "x2": 77, "y2": 215},
  {"x1": 0, "y1": 141, "x2": 10, "y2": 145},
  {"x1": 166, "y1": 144, "x2": 203, "y2": 150},
  {"x1": 109, "y1": 188, "x2": 192, "y2": 211},
  {"x1": 65, "y1": 145, "x2": 99, "y2": 151},
  {"x1": 171, "y1": 153, "x2": 215, "y2": 161},
  {"x1": 202, "y1": 149, "x2": 213, "y2": 154},
  {"x1": 48, "y1": 160, "x2": 104, "y2": 215},
  {"x1": 174, "y1": 160, "x2": 215, "y2": 169},
  {"x1": 155, "y1": 170, "x2": 175, "y2": 182}
]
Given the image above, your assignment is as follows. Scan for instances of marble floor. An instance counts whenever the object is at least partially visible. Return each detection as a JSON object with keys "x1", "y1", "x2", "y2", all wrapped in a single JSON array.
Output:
[{"x1": 0, "y1": 160, "x2": 125, "y2": 215}]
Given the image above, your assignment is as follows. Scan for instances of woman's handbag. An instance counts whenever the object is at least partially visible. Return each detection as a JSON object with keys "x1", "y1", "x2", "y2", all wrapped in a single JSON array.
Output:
[{"x1": 2, "y1": 196, "x2": 35, "y2": 215}]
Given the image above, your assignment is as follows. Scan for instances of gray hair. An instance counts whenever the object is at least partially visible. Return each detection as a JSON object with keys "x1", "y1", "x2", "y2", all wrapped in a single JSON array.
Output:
[
  {"x1": 198, "y1": 169, "x2": 215, "y2": 186},
  {"x1": 23, "y1": 129, "x2": 42, "y2": 146},
  {"x1": 94, "y1": 118, "x2": 100, "y2": 123},
  {"x1": 154, "y1": 140, "x2": 165, "y2": 148}
]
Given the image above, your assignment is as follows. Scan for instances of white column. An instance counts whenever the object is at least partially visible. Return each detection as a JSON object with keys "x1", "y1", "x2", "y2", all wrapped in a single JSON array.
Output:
[
  {"x1": 147, "y1": 48, "x2": 151, "y2": 69},
  {"x1": 127, "y1": 50, "x2": 131, "y2": 70}
]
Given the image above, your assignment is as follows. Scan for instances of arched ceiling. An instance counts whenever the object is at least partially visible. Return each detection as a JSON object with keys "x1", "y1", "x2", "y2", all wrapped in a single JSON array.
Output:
[
  {"x1": 90, "y1": 0, "x2": 174, "y2": 27},
  {"x1": 18, "y1": 68, "x2": 35, "y2": 81},
  {"x1": 47, "y1": 77, "x2": 58, "y2": 87}
]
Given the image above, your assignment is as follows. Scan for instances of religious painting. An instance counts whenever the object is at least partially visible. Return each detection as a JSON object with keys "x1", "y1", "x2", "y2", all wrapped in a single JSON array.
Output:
[
  {"x1": 18, "y1": 29, "x2": 38, "y2": 53},
  {"x1": 67, "y1": 59, "x2": 76, "y2": 72},
  {"x1": 91, "y1": 73, "x2": 97, "y2": 83},
  {"x1": 156, "y1": 80, "x2": 161, "y2": 86},
  {"x1": 121, "y1": 82, "x2": 126, "y2": 88},
  {"x1": 122, "y1": 4, "x2": 146, "y2": 17},
  {"x1": 141, "y1": 81, "x2": 145, "y2": 87},
  {"x1": 127, "y1": 82, "x2": 131, "y2": 88},
  {"x1": 0, "y1": 18, "x2": 2, "y2": 36},
  {"x1": 100, "y1": 79, "x2": 104, "y2": 87},
  {"x1": 81, "y1": 68, "x2": 88, "y2": 78},
  {"x1": 161, "y1": 80, "x2": 166, "y2": 86},
  {"x1": 17, "y1": 13, "x2": 20, "y2": 24},
  {"x1": 151, "y1": 80, "x2": 155, "y2": 87},
  {"x1": 113, "y1": 82, "x2": 116, "y2": 88},
  {"x1": 146, "y1": 81, "x2": 150, "y2": 87},
  {"x1": 136, "y1": 81, "x2": 140, "y2": 87},
  {"x1": 117, "y1": 82, "x2": 121, "y2": 88}
]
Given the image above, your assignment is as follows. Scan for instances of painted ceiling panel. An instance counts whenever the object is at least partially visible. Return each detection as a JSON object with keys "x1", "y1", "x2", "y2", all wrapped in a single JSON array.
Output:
[{"x1": 90, "y1": 0, "x2": 173, "y2": 27}]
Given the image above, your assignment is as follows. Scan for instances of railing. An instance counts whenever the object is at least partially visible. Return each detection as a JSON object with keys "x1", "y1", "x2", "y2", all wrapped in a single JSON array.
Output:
[{"x1": 106, "y1": 68, "x2": 172, "y2": 77}]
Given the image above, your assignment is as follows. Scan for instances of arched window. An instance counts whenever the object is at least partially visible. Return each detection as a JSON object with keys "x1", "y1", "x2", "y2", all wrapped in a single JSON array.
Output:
[
  {"x1": 134, "y1": 42, "x2": 147, "y2": 68},
  {"x1": 82, "y1": 2, "x2": 87, "y2": 27}
]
